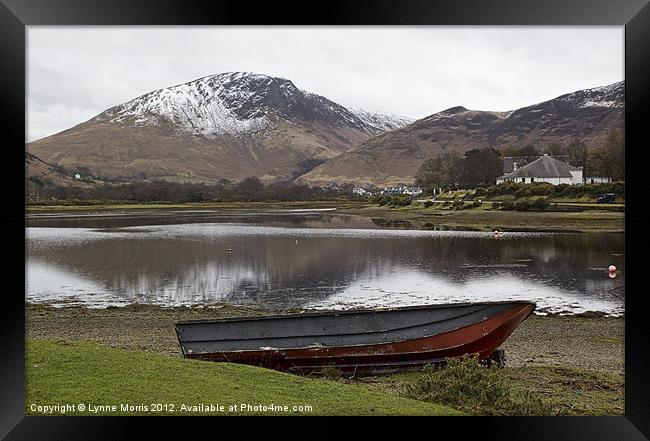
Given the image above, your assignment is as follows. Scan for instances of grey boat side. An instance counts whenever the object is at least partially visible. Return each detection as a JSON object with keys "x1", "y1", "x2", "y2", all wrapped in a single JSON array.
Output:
[{"x1": 175, "y1": 301, "x2": 536, "y2": 354}]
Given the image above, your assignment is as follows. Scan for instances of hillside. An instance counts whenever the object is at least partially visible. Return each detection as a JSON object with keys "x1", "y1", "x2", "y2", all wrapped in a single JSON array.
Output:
[
  {"x1": 297, "y1": 82, "x2": 624, "y2": 186},
  {"x1": 27, "y1": 72, "x2": 412, "y2": 183},
  {"x1": 25, "y1": 151, "x2": 94, "y2": 188}
]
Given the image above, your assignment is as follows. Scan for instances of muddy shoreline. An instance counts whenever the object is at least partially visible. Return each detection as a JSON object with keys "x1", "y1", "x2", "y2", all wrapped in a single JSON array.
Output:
[
  {"x1": 26, "y1": 201, "x2": 625, "y2": 233},
  {"x1": 26, "y1": 302, "x2": 624, "y2": 376}
]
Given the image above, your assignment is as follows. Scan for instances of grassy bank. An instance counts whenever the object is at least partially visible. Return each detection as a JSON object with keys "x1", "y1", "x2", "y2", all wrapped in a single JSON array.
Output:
[
  {"x1": 354, "y1": 359, "x2": 623, "y2": 416},
  {"x1": 26, "y1": 303, "x2": 624, "y2": 415},
  {"x1": 339, "y1": 203, "x2": 624, "y2": 233},
  {"x1": 25, "y1": 200, "x2": 353, "y2": 213},
  {"x1": 26, "y1": 339, "x2": 461, "y2": 416},
  {"x1": 26, "y1": 199, "x2": 624, "y2": 232}
]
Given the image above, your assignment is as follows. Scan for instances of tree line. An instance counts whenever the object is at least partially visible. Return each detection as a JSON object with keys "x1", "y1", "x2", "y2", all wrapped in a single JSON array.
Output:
[
  {"x1": 415, "y1": 129, "x2": 624, "y2": 191},
  {"x1": 26, "y1": 176, "x2": 355, "y2": 203}
]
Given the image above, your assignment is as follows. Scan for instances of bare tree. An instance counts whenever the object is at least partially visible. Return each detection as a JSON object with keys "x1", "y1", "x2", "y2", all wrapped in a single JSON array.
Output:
[{"x1": 565, "y1": 139, "x2": 589, "y2": 183}]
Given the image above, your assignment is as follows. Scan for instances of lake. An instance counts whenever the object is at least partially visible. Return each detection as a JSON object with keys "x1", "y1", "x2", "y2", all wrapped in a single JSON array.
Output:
[{"x1": 26, "y1": 210, "x2": 625, "y2": 316}]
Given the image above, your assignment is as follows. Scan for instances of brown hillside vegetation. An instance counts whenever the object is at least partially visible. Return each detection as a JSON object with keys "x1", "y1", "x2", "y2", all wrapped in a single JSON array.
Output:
[{"x1": 298, "y1": 82, "x2": 624, "y2": 186}]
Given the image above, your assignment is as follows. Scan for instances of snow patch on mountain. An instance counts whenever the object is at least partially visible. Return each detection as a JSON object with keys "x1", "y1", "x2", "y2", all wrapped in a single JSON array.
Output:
[
  {"x1": 347, "y1": 106, "x2": 415, "y2": 132},
  {"x1": 96, "y1": 72, "x2": 413, "y2": 139},
  {"x1": 557, "y1": 81, "x2": 624, "y2": 109},
  {"x1": 97, "y1": 73, "x2": 272, "y2": 138},
  {"x1": 423, "y1": 106, "x2": 511, "y2": 123}
]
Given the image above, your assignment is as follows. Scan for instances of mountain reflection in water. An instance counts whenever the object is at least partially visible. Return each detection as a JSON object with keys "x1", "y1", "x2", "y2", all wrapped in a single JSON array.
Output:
[{"x1": 26, "y1": 213, "x2": 624, "y2": 316}]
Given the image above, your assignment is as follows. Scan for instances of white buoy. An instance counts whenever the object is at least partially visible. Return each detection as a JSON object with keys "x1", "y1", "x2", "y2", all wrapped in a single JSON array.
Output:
[{"x1": 609, "y1": 265, "x2": 617, "y2": 273}]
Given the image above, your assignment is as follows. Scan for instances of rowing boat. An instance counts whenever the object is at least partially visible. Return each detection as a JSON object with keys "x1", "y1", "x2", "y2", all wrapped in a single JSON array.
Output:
[{"x1": 175, "y1": 300, "x2": 535, "y2": 374}]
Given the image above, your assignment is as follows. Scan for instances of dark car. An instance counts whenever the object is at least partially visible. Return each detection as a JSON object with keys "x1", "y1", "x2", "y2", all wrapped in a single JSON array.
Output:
[{"x1": 596, "y1": 193, "x2": 616, "y2": 204}]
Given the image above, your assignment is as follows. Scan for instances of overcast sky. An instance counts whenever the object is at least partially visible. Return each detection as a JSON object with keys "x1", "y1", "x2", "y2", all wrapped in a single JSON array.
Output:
[{"x1": 27, "y1": 26, "x2": 623, "y2": 142}]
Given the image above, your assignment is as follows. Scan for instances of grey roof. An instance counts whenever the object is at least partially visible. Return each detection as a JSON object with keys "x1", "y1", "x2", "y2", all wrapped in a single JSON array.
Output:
[
  {"x1": 503, "y1": 156, "x2": 529, "y2": 173},
  {"x1": 498, "y1": 155, "x2": 581, "y2": 179}
]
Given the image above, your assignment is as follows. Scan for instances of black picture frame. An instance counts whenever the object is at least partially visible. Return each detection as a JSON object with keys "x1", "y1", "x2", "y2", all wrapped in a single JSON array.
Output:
[{"x1": 2, "y1": 0, "x2": 649, "y2": 438}]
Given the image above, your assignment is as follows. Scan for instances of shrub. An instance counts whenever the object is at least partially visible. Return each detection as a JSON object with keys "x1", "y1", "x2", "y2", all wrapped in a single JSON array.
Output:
[
  {"x1": 371, "y1": 195, "x2": 391, "y2": 206},
  {"x1": 489, "y1": 182, "x2": 520, "y2": 196},
  {"x1": 579, "y1": 181, "x2": 625, "y2": 196},
  {"x1": 402, "y1": 355, "x2": 551, "y2": 416},
  {"x1": 564, "y1": 185, "x2": 584, "y2": 197},
  {"x1": 529, "y1": 183, "x2": 554, "y2": 196},
  {"x1": 554, "y1": 183, "x2": 570, "y2": 195},
  {"x1": 515, "y1": 187, "x2": 530, "y2": 198},
  {"x1": 474, "y1": 187, "x2": 486, "y2": 197},
  {"x1": 515, "y1": 200, "x2": 531, "y2": 211},
  {"x1": 612, "y1": 181, "x2": 625, "y2": 195},
  {"x1": 531, "y1": 197, "x2": 550, "y2": 210},
  {"x1": 472, "y1": 200, "x2": 482, "y2": 208},
  {"x1": 389, "y1": 195, "x2": 412, "y2": 207},
  {"x1": 319, "y1": 365, "x2": 342, "y2": 380},
  {"x1": 512, "y1": 183, "x2": 553, "y2": 198},
  {"x1": 452, "y1": 200, "x2": 465, "y2": 210},
  {"x1": 500, "y1": 202, "x2": 515, "y2": 211},
  {"x1": 424, "y1": 200, "x2": 434, "y2": 208}
]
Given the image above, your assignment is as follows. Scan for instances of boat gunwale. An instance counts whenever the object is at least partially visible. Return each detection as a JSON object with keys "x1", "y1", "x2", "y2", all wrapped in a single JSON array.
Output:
[
  {"x1": 175, "y1": 300, "x2": 535, "y2": 326},
  {"x1": 176, "y1": 307, "x2": 493, "y2": 344},
  {"x1": 181, "y1": 303, "x2": 535, "y2": 356}
]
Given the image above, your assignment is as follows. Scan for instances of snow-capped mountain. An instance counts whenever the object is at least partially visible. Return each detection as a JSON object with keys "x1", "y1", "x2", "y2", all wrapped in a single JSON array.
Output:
[
  {"x1": 298, "y1": 82, "x2": 625, "y2": 186},
  {"x1": 27, "y1": 74, "x2": 623, "y2": 186},
  {"x1": 96, "y1": 72, "x2": 410, "y2": 138},
  {"x1": 28, "y1": 72, "x2": 412, "y2": 182},
  {"x1": 556, "y1": 81, "x2": 624, "y2": 109}
]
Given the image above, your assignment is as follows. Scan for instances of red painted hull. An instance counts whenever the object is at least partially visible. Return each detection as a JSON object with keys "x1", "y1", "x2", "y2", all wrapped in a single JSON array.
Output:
[{"x1": 184, "y1": 302, "x2": 534, "y2": 374}]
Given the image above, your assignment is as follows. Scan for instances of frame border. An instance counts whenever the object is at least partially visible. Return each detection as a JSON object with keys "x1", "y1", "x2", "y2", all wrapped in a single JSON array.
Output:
[{"x1": 3, "y1": 0, "x2": 649, "y2": 438}]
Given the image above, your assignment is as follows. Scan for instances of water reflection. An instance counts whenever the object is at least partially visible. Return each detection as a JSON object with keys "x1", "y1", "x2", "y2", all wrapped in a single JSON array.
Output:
[{"x1": 25, "y1": 215, "x2": 625, "y2": 315}]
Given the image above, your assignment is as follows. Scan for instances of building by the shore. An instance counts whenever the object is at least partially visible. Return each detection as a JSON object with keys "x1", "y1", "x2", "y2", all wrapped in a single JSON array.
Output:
[
  {"x1": 353, "y1": 185, "x2": 423, "y2": 197},
  {"x1": 496, "y1": 154, "x2": 584, "y2": 185},
  {"x1": 379, "y1": 186, "x2": 423, "y2": 196}
]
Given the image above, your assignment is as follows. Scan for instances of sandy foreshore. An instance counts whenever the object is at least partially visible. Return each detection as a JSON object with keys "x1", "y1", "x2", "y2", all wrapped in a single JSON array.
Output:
[{"x1": 25, "y1": 302, "x2": 624, "y2": 375}]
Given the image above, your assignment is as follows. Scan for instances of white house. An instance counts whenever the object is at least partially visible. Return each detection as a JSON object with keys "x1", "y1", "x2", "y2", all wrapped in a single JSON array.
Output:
[
  {"x1": 380, "y1": 186, "x2": 423, "y2": 196},
  {"x1": 496, "y1": 154, "x2": 583, "y2": 185},
  {"x1": 401, "y1": 187, "x2": 423, "y2": 196},
  {"x1": 353, "y1": 187, "x2": 371, "y2": 196}
]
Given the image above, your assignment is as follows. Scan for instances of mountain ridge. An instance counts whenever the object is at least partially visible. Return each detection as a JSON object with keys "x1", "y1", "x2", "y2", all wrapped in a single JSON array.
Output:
[
  {"x1": 27, "y1": 71, "x2": 413, "y2": 182},
  {"x1": 297, "y1": 81, "x2": 624, "y2": 186}
]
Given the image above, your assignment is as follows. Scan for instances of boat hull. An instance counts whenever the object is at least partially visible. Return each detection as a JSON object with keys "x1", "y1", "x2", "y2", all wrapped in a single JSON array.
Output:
[{"x1": 176, "y1": 301, "x2": 535, "y2": 375}]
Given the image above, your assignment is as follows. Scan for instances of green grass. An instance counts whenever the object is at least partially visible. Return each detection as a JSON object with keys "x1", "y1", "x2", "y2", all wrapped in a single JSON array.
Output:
[
  {"x1": 340, "y1": 204, "x2": 624, "y2": 232},
  {"x1": 356, "y1": 359, "x2": 624, "y2": 416},
  {"x1": 503, "y1": 365, "x2": 624, "y2": 415},
  {"x1": 400, "y1": 356, "x2": 551, "y2": 416},
  {"x1": 25, "y1": 199, "x2": 624, "y2": 232},
  {"x1": 26, "y1": 340, "x2": 462, "y2": 416}
]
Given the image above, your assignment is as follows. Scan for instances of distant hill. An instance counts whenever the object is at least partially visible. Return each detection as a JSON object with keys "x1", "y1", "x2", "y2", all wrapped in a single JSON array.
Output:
[
  {"x1": 297, "y1": 82, "x2": 624, "y2": 186},
  {"x1": 25, "y1": 151, "x2": 94, "y2": 188},
  {"x1": 26, "y1": 72, "x2": 413, "y2": 183}
]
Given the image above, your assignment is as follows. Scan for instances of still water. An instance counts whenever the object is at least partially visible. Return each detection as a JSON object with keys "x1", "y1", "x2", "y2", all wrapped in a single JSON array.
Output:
[{"x1": 26, "y1": 211, "x2": 625, "y2": 316}]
